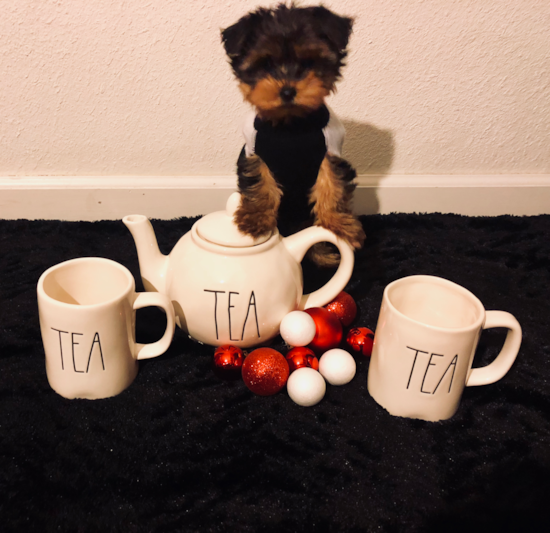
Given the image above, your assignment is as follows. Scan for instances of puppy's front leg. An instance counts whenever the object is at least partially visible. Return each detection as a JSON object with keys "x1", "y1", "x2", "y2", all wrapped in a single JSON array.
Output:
[
  {"x1": 235, "y1": 151, "x2": 282, "y2": 239},
  {"x1": 310, "y1": 154, "x2": 366, "y2": 250}
]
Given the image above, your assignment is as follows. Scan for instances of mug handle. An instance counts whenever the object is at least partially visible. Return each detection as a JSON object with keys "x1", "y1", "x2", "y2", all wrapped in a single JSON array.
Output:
[
  {"x1": 283, "y1": 226, "x2": 355, "y2": 310},
  {"x1": 466, "y1": 311, "x2": 522, "y2": 387},
  {"x1": 132, "y1": 292, "x2": 176, "y2": 360}
]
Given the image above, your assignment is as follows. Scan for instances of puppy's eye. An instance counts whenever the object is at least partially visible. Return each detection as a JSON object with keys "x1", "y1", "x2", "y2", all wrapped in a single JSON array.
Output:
[
  {"x1": 250, "y1": 56, "x2": 273, "y2": 72},
  {"x1": 301, "y1": 59, "x2": 315, "y2": 70}
]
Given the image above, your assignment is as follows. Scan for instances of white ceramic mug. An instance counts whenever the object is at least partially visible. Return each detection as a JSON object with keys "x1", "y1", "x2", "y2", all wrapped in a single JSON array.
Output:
[
  {"x1": 37, "y1": 257, "x2": 176, "y2": 399},
  {"x1": 367, "y1": 275, "x2": 522, "y2": 421}
]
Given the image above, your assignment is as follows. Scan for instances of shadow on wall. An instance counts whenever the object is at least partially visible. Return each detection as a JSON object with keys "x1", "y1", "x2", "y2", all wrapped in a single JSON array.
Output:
[{"x1": 341, "y1": 119, "x2": 395, "y2": 215}]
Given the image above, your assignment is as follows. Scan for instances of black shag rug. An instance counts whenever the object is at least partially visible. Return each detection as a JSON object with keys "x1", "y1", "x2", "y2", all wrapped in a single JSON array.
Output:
[{"x1": 1, "y1": 214, "x2": 550, "y2": 532}]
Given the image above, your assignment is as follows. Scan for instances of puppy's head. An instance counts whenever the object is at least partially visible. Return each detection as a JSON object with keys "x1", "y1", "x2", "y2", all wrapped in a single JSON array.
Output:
[{"x1": 221, "y1": 3, "x2": 353, "y2": 122}]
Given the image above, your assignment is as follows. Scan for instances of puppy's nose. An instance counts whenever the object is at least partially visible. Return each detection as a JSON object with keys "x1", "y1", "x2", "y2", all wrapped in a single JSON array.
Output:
[{"x1": 280, "y1": 86, "x2": 297, "y2": 103}]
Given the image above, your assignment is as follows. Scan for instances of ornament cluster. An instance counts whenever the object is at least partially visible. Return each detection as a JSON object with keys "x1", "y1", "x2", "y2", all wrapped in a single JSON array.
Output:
[{"x1": 212, "y1": 291, "x2": 375, "y2": 407}]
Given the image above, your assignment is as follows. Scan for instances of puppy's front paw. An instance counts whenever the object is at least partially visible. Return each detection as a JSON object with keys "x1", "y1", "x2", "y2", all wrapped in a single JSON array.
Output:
[
  {"x1": 234, "y1": 203, "x2": 277, "y2": 239},
  {"x1": 309, "y1": 217, "x2": 365, "y2": 268},
  {"x1": 340, "y1": 217, "x2": 366, "y2": 250},
  {"x1": 319, "y1": 213, "x2": 366, "y2": 250},
  {"x1": 235, "y1": 154, "x2": 282, "y2": 239}
]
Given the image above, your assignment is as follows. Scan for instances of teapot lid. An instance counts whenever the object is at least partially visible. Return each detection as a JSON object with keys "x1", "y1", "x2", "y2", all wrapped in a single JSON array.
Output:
[{"x1": 195, "y1": 192, "x2": 272, "y2": 247}]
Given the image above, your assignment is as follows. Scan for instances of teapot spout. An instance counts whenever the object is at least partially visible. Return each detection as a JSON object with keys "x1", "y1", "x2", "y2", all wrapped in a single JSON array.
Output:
[{"x1": 123, "y1": 215, "x2": 169, "y2": 294}]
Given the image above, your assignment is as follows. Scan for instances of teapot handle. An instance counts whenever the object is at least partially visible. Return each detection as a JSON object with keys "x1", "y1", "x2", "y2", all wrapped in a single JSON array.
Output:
[{"x1": 283, "y1": 226, "x2": 355, "y2": 310}]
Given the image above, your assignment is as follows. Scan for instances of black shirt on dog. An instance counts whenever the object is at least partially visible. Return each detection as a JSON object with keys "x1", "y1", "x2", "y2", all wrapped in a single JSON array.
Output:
[{"x1": 241, "y1": 104, "x2": 345, "y2": 236}]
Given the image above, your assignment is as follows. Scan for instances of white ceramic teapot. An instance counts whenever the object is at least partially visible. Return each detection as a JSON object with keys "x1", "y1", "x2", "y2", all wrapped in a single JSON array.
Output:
[{"x1": 123, "y1": 193, "x2": 354, "y2": 348}]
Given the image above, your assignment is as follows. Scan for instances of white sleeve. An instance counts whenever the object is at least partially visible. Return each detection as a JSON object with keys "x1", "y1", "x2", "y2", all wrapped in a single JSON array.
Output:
[
  {"x1": 242, "y1": 109, "x2": 258, "y2": 157},
  {"x1": 323, "y1": 106, "x2": 346, "y2": 157}
]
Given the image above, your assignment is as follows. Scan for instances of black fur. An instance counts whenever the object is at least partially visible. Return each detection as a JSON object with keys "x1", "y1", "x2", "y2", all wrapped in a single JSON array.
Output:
[{"x1": 221, "y1": 4, "x2": 353, "y2": 88}]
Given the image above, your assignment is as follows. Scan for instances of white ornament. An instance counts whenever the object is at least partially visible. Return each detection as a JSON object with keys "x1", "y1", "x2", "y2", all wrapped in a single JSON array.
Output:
[
  {"x1": 318, "y1": 349, "x2": 356, "y2": 386},
  {"x1": 279, "y1": 310, "x2": 316, "y2": 347},
  {"x1": 287, "y1": 367, "x2": 326, "y2": 407}
]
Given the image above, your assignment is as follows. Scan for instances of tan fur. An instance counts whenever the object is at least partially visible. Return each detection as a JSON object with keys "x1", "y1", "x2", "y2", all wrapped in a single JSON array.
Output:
[
  {"x1": 239, "y1": 77, "x2": 284, "y2": 112},
  {"x1": 239, "y1": 72, "x2": 331, "y2": 122},
  {"x1": 307, "y1": 242, "x2": 342, "y2": 268},
  {"x1": 294, "y1": 72, "x2": 331, "y2": 110},
  {"x1": 310, "y1": 155, "x2": 366, "y2": 250},
  {"x1": 234, "y1": 155, "x2": 282, "y2": 238}
]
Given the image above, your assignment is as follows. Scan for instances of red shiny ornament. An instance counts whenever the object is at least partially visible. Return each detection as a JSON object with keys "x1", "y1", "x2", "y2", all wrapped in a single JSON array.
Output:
[
  {"x1": 346, "y1": 327, "x2": 375, "y2": 356},
  {"x1": 324, "y1": 291, "x2": 357, "y2": 327},
  {"x1": 304, "y1": 307, "x2": 343, "y2": 355},
  {"x1": 241, "y1": 347, "x2": 289, "y2": 396},
  {"x1": 213, "y1": 345, "x2": 244, "y2": 379},
  {"x1": 286, "y1": 346, "x2": 319, "y2": 372}
]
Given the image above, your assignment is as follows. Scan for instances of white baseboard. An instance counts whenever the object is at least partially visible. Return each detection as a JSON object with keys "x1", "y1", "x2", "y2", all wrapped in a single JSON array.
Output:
[
  {"x1": 1, "y1": 174, "x2": 549, "y2": 220},
  {"x1": 355, "y1": 174, "x2": 550, "y2": 218}
]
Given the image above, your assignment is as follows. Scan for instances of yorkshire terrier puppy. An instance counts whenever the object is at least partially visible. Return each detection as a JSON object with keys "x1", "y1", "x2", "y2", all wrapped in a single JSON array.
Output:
[{"x1": 222, "y1": 3, "x2": 365, "y2": 265}]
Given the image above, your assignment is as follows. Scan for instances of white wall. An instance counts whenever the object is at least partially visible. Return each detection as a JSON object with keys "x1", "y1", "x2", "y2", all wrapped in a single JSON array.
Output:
[{"x1": 2, "y1": 0, "x2": 549, "y2": 180}]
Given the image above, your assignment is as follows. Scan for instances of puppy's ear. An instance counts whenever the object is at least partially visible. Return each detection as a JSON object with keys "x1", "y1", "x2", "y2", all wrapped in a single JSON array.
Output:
[
  {"x1": 309, "y1": 6, "x2": 354, "y2": 53},
  {"x1": 221, "y1": 12, "x2": 262, "y2": 59}
]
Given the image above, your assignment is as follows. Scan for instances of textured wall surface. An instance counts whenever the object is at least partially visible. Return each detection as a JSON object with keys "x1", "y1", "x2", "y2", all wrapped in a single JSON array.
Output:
[{"x1": 1, "y1": 0, "x2": 549, "y2": 176}]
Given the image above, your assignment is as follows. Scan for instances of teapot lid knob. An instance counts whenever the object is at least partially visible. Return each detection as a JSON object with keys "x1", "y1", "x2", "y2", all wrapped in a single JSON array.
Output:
[
  {"x1": 226, "y1": 192, "x2": 241, "y2": 217},
  {"x1": 194, "y1": 192, "x2": 272, "y2": 248}
]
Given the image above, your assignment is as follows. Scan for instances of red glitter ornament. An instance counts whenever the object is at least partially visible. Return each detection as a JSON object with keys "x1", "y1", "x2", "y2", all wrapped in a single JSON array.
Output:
[
  {"x1": 304, "y1": 307, "x2": 343, "y2": 355},
  {"x1": 241, "y1": 347, "x2": 289, "y2": 396},
  {"x1": 346, "y1": 327, "x2": 375, "y2": 356},
  {"x1": 324, "y1": 291, "x2": 357, "y2": 327},
  {"x1": 286, "y1": 346, "x2": 319, "y2": 373},
  {"x1": 213, "y1": 345, "x2": 244, "y2": 379}
]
